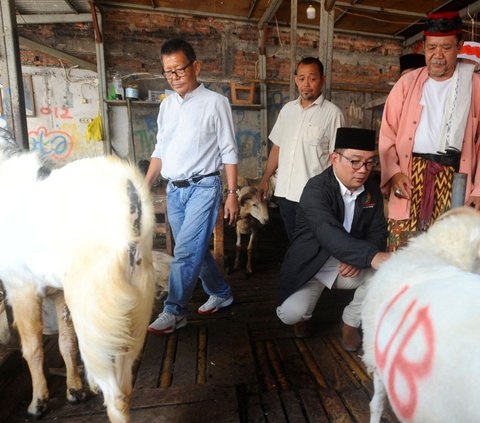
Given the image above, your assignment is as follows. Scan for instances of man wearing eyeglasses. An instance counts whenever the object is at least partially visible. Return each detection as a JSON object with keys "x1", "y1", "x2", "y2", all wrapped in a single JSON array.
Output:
[
  {"x1": 145, "y1": 38, "x2": 239, "y2": 335},
  {"x1": 276, "y1": 128, "x2": 390, "y2": 350}
]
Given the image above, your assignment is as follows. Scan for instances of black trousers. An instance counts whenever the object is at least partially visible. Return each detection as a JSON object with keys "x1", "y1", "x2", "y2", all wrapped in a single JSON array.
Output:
[{"x1": 277, "y1": 197, "x2": 299, "y2": 242}]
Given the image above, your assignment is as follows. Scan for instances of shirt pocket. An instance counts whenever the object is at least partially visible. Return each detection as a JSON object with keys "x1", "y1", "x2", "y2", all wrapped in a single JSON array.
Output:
[{"x1": 304, "y1": 123, "x2": 328, "y2": 148}]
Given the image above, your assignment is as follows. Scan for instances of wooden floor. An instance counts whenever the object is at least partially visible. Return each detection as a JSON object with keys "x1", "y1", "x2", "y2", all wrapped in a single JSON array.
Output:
[{"x1": 0, "y1": 208, "x2": 399, "y2": 423}]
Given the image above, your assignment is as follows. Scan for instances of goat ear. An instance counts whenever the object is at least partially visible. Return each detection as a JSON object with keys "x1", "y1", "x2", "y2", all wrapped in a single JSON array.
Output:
[{"x1": 240, "y1": 191, "x2": 253, "y2": 206}]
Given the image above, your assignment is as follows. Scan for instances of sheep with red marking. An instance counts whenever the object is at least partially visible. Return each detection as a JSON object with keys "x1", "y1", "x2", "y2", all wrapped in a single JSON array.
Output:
[
  {"x1": 361, "y1": 207, "x2": 480, "y2": 423},
  {"x1": 0, "y1": 128, "x2": 155, "y2": 423}
]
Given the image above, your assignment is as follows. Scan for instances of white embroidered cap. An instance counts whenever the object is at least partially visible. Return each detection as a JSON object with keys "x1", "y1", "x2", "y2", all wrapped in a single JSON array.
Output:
[{"x1": 458, "y1": 41, "x2": 480, "y2": 65}]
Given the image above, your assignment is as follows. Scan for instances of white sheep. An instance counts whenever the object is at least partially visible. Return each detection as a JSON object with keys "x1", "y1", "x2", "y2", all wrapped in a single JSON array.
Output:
[
  {"x1": 361, "y1": 207, "x2": 480, "y2": 423},
  {"x1": 0, "y1": 129, "x2": 155, "y2": 423},
  {"x1": 152, "y1": 250, "x2": 172, "y2": 299}
]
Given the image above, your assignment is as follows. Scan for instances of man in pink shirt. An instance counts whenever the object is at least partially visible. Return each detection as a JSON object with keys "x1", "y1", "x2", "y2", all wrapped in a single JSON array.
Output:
[{"x1": 379, "y1": 11, "x2": 480, "y2": 250}]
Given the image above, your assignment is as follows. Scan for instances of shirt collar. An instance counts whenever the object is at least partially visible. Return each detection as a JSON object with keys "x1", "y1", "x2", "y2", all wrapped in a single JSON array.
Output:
[
  {"x1": 174, "y1": 83, "x2": 204, "y2": 103},
  {"x1": 294, "y1": 93, "x2": 325, "y2": 109}
]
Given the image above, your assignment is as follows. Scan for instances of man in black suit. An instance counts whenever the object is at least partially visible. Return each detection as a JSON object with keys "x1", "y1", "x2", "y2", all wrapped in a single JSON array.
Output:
[{"x1": 277, "y1": 127, "x2": 390, "y2": 351}]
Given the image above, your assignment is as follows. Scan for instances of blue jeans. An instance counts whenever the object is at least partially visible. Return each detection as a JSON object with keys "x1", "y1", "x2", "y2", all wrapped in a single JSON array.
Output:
[{"x1": 164, "y1": 175, "x2": 231, "y2": 316}]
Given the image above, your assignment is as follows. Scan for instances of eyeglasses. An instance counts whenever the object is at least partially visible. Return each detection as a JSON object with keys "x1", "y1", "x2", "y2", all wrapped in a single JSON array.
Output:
[
  {"x1": 162, "y1": 61, "x2": 193, "y2": 79},
  {"x1": 337, "y1": 152, "x2": 377, "y2": 171}
]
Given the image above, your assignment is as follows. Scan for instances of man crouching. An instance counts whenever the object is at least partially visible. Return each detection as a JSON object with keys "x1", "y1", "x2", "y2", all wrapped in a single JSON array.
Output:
[{"x1": 276, "y1": 127, "x2": 390, "y2": 351}]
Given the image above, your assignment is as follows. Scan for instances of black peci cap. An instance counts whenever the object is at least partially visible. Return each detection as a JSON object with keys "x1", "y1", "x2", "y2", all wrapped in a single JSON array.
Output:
[{"x1": 335, "y1": 127, "x2": 376, "y2": 151}]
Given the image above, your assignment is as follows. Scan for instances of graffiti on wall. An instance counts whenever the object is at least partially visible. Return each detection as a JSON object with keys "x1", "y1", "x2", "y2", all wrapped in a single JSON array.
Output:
[{"x1": 29, "y1": 126, "x2": 74, "y2": 160}]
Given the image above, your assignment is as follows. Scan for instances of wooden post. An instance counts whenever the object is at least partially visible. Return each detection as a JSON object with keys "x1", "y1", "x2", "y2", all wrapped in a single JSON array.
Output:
[
  {"x1": 214, "y1": 205, "x2": 224, "y2": 272},
  {"x1": 319, "y1": 0, "x2": 334, "y2": 100},
  {"x1": 289, "y1": 0, "x2": 298, "y2": 100}
]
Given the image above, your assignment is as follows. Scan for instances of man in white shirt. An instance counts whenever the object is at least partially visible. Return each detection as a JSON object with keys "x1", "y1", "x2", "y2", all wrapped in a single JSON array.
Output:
[
  {"x1": 145, "y1": 39, "x2": 239, "y2": 335},
  {"x1": 258, "y1": 57, "x2": 344, "y2": 240},
  {"x1": 277, "y1": 128, "x2": 390, "y2": 351}
]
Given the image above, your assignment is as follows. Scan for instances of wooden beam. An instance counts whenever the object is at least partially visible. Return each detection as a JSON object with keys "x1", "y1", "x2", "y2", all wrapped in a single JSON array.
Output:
[
  {"x1": 0, "y1": 0, "x2": 29, "y2": 149},
  {"x1": 335, "y1": 1, "x2": 425, "y2": 18},
  {"x1": 89, "y1": 0, "x2": 102, "y2": 43},
  {"x1": 289, "y1": 0, "x2": 297, "y2": 100},
  {"x1": 61, "y1": 0, "x2": 80, "y2": 14},
  {"x1": 16, "y1": 13, "x2": 92, "y2": 24},
  {"x1": 257, "y1": 0, "x2": 283, "y2": 29},
  {"x1": 247, "y1": 0, "x2": 258, "y2": 19},
  {"x1": 324, "y1": 0, "x2": 335, "y2": 12},
  {"x1": 319, "y1": 0, "x2": 334, "y2": 100},
  {"x1": 19, "y1": 36, "x2": 97, "y2": 71}
]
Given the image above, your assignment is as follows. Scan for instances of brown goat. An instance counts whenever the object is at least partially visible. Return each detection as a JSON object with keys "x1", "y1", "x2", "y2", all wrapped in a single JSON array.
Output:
[{"x1": 233, "y1": 186, "x2": 269, "y2": 274}]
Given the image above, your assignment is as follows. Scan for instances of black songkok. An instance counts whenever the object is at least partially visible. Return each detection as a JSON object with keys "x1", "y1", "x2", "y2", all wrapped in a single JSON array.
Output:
[{"x1": 335, "y1": 127, "x2": 376, "y2": 151}]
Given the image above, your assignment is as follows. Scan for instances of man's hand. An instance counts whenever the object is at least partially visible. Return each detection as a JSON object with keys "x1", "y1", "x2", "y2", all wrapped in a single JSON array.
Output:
[
  {"x1": 371, "y1": 252, "x2": 391, "y2": 270},
  {"x1": 257, "y1": 178, "x2": 270, "y2": 201},
  {"x1": 391, "y1": 172, "x2": 413, "y2": 200},
  {"x1": 338, "y1": 262, "x2": 360, "y2": 278},
  {"x1": 224, "y1": 194, "x2": 239, "y2": 226},
  {"x1": 466, "y1": 195, "x2": 480, "y2": 210}
]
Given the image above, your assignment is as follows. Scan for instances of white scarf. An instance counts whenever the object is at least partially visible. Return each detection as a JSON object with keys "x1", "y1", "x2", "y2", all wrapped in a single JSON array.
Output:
[{"x1": 438, "y1": 62, "x2": 474, "y2": 153}]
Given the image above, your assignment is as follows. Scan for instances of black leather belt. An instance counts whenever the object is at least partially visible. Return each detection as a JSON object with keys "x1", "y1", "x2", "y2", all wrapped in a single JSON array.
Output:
[
  {"x1": 170, "y1": 171, "x2": 220, "y2": 188},
  {"x1": 413, "y1": 152, "x2": 460, "y2": 169}
]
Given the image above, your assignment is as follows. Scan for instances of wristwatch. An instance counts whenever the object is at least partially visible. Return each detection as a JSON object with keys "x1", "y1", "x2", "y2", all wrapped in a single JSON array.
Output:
[{"x1": 225, "y1": 188, "x2": 240, "y2": 196}]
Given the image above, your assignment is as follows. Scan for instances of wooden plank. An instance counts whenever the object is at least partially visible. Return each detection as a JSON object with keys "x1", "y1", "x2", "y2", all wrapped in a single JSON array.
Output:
[
  {"x1": 134, "y1": 332, "x2": 168, "y2": 389},
  {"x1": 279, "y1": 390, "x2": 307, "y2": 422},
  {"x1": 213, "y1": 205, "x2": 224, "y2": 271},
  {"x1": 275, "y1": 338, "x2": 316, "y2": 390},
  {"x1": 307, "y1": 336, "x2": 372, "y2": 422},
  {"x1": 130, "y1": 384, "x2": 238, "y2": 410},
  {"x1": 260, "y1": 390, "x2": 287, "y2": 422},
  {"x1": 205, "y1": 319, "x2": 257, "y2": 387},
  {"x1": 171, "y1": 325, "x2": 198, "y2": 387},
  {"x1": 244, "y1": 393, "x2": 267, "y2": 423},
  {"x1": 265, "y1": 340, "x2": 289, "y2": 391},
  {"x1": 297, "y1": 388, "x2": 330, "y2": 423},
  {"x1": 253, "y1": 341, "x2": 277, "y2": 391},
  {"x1": 159, "y1": 332, "x2": 178, "y2": 388}
]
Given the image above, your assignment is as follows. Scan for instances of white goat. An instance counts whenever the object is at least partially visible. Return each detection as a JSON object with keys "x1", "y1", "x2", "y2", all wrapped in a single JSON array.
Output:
[
  {"x1": 233, "y1": 185, "x2": 269, "y2": 274},
  {"x1": 0, "y1": 129, "x2": 155, "y2": 423},
  {"x1": 362, "y1": 207, "x2": 480, "y2": 423},
  {"x1": 152, "y1": 250, "x2": 172, "y2": 299}
]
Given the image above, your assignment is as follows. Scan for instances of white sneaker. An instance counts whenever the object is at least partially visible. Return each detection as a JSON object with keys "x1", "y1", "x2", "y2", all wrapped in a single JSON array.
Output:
[
  {"x1": 198, "y1": 295, "x2": 234, "y2": 315},
  {"x1": 147, "y1": 311, "x2": 187, "y2": 335}
]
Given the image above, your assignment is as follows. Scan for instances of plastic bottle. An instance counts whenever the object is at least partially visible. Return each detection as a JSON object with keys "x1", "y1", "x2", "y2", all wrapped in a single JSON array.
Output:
[{"x1": 112, "y1": 72, "x2": 123, "y2": 100}]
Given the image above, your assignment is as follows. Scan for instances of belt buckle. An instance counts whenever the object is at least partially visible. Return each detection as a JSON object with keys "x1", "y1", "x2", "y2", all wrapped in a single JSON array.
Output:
[{"x1": 173, "y1": 179, "x2": 190, "y2": 188}]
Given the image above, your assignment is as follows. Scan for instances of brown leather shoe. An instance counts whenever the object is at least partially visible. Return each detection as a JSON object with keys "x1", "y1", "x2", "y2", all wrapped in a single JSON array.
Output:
[
  {"x1": 293, "y1": 320, "x2": 311, "y2": 338},
  {"x1": 341, "y1": 323, "x2": 362, "y2": 352}
]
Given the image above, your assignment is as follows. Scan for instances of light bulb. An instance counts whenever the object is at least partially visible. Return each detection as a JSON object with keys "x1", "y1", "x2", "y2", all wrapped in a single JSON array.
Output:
[{"x1": 306, "y1": 4, "x2": 316, "y2": 20}]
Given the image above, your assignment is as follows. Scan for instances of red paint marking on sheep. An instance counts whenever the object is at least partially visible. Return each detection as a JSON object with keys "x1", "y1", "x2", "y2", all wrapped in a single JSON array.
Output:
[{"x1": 375, "y1": 285, "x2": 435, "y2": 421}]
